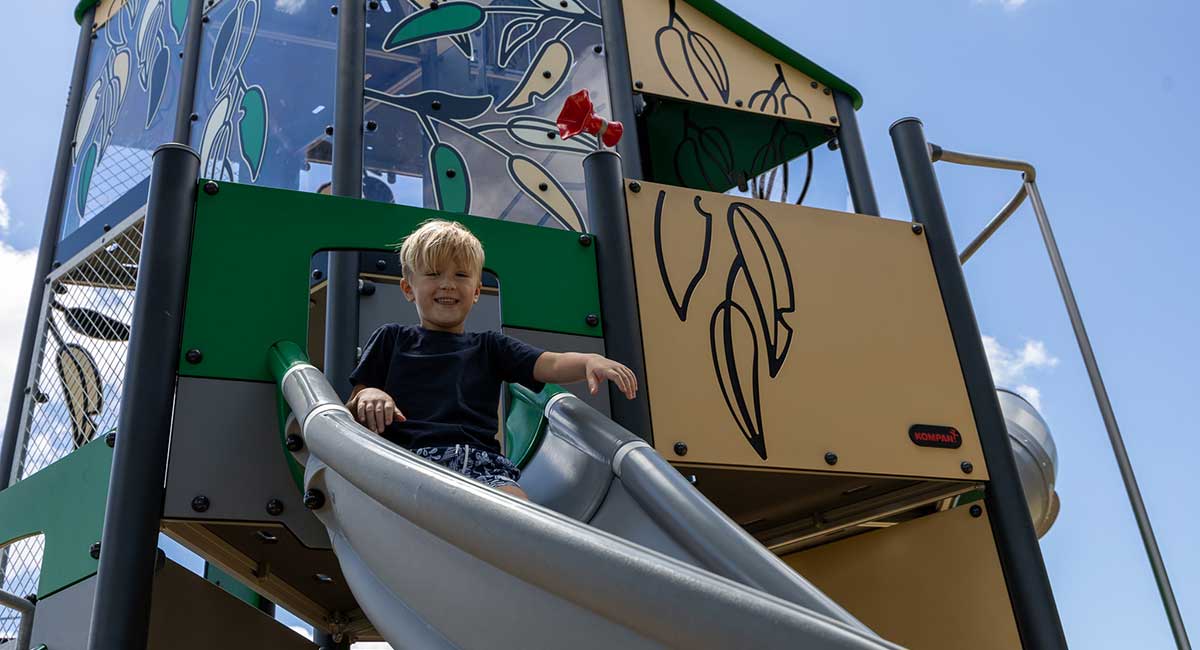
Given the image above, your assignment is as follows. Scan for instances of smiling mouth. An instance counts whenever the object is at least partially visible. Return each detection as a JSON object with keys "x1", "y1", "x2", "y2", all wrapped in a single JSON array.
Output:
[{"x1": 434, "y1": 297, "x2": 459, "y2": 305}]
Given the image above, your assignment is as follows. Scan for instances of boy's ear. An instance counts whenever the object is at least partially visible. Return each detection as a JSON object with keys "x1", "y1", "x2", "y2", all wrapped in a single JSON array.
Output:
[
  {"x1": 400, "y1": 276, "x2": 415, "y2": 302},
  {"x1": 473, "y1": 280, "x2": 480, "y2": 303}
]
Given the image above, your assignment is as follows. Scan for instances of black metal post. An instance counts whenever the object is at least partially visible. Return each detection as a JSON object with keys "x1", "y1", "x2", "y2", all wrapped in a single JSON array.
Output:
[
  {"x1": 599, "y1": 0, "x2": 644, "y2": 178},
  {"x1": 890, "y1": 118, "x2": 1066, "y2": 650},
  {"x1": 324, "y1": 0, "x2": 366, "y2": 399},
  {"x1": 582, "y1": 150, "x2": 653, "y2": 442},
  {"x1": 833, "y1": 91, "x2": 880, "y2": 217},
  {"x1": 172, "y1": 0, "x2": 205, "y2": 143},
  {"x1": 86, "y1": 144, "x2": 201, "y2": 650},
  {"x1": 0, "y1": 8, "x2": 97, "y2": 487}
]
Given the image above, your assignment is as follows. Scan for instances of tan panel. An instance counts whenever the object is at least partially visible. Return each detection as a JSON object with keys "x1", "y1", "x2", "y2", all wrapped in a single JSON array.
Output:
[
  {"x1": 622, "y1": 0, "x2": 838, "y2": 126},
  {"x1": 627, "y1": 181, "x2": 986, "y2": 480},
  {"x1": 93, "y1": 0, "x2": 131, "y2": 30},
  {"x1": 784, "y1": 506, "x2": 1021, "y2": 650}
]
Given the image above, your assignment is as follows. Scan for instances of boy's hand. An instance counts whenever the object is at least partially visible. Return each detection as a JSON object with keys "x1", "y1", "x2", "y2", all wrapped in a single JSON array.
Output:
[
  {"x1": 347, "y1": 387, "x2": 405, "y2": 434},
  {"x1": 585, "y1": 356, "x2": 638, "y2": 400}
]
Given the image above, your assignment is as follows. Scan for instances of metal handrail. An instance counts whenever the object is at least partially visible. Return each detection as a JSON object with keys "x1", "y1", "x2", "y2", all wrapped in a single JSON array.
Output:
[
  {"x1": 931, "y1": 144, "x2": 1192, "y2": 650},
  {"x1": 0, "y1": 588, "x2": 34, "y2": 650}
]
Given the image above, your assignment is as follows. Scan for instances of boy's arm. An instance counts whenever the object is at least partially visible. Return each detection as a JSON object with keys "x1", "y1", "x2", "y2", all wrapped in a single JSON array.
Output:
[
  {"x1": 532, "y1": 352, "x2": 637, "y2": 400},
  {"x1": 347, "y1": 383, "x2": 405, "y2": 433}
]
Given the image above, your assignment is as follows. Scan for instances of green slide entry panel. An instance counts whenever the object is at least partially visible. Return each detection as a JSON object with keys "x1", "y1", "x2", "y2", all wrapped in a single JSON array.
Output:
[
  {"x1": 181, "y1": 181, "x2": 603, "y2": 383},
  {"x1": 0, "y1": 439, "x2": 113, "y2": 598}
]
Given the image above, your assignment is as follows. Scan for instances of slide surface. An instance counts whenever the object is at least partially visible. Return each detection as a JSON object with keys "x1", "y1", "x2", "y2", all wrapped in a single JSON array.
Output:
[{"x1": 272, "y1": 344, "x2": 902, "y2": 649}]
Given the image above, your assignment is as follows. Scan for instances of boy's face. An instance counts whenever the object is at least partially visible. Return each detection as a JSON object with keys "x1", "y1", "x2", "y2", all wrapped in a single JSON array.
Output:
[{"x1": 400, "y1": 260, "x2": 481, "y2": 333}]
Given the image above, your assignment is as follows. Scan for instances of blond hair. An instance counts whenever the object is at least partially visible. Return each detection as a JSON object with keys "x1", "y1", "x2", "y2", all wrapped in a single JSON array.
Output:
[{"x1": 397, "y1": 219, "x2": 484, "y2": 278}]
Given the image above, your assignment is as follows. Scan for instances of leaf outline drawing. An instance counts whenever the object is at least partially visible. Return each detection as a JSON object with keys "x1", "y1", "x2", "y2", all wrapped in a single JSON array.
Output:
[
  {"x1": 653, "y1": 0, "x2": 729, "y2": 103},
  {"x1": 654, "y1": 190, "x2": 712, "y2": 321}
]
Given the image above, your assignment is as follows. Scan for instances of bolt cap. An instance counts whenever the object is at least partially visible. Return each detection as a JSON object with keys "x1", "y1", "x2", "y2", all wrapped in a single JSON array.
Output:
[
  {"x1": 578, "y1": 234, "x2": 592, "y2": 247},
  {"x1": 824, "y1": 451, "x2": 838, "y2": 466},
  {"x1": 185, "y1": 349, "x2": 203, "y2": 364},
  {"x1": 585, "y1": 314, "x2": 599, "y2": 327},
  {"x1": 89, "y1": 542, "x2": 101, "y2": 560},
  {"x1": 203, "y1": 180, "x2": 219, "y2": 195},
  {"x1": 961, "y1": 460, "x2": 974, "y2": 474},
  {"x1": 911, "y1": 223, "x2": 924, "y2": 235},
  {"x1": 286, "y1": 434, "x2": 305, "y2": 451},
  {"x1": 969, "y1": 504, "x2": 983, "y2": 518},
  {"x1": 191, "y1": 495, "x2": 210, "y2": 512},
  {"x1": 266, "y1": 498, "x2": 285, "y2": 516},
  {"x1": 628, "y1": 181, "x2": 641, "y2": 193},
  {"x1": 303, "y1": 489, "x2": 326, "y2": 510},
  {"x1": 673, "y1": 441, "x2": 688, "y2": 456},
  {"x1": 105, "y1": 431, "x2": 116, "y2": 448}
]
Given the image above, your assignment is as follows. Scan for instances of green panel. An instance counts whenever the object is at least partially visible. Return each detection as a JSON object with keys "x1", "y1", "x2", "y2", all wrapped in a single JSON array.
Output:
[
  {"x1": 504, "y1": 383, "x2": 566, "y2": 468},
  {"x1": 645, "y1": 99, "x2": 830, "y2": 194},
  {"x1": 684, "y1": 0, "x2": 862, "y2": 109},
  {"x1": 181, "y1": 181, "x2": 603, "y2": 383},
  {"x1": 0, "y1": 439, "x2": 113, "y2": 598},
  {"x1": 205, "y1": 563, "x2": 263, "y2": 608}
]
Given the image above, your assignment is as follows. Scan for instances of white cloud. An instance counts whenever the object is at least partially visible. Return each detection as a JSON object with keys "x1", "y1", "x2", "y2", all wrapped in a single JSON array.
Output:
[
  {"x1": 0, "y1": 243, "x2": 37, "y2": 428},
  {"x1": 982, "y1": 335, "x2": 1058, "y2": 410},
  {"x1": 0, "y1": 168, "x2": 11, "y2": 232}
]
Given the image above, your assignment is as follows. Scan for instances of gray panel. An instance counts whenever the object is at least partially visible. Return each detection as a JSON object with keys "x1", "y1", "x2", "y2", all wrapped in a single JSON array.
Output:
[
  {"x1": 165, "y1": 377, "x2": 330, "y2": 549},
  {"x1": 29, "y1": 575, "x2": 97, "y2": 650},
  {"x1": 147, "y1": 559, "x2": 317, "y2": 650},
  {"x1": 357, "y1": 281, "x2": 502, "y2": 345},
  {"x1": 505, "y1": 327, "x2": 611, "y2": 418}
]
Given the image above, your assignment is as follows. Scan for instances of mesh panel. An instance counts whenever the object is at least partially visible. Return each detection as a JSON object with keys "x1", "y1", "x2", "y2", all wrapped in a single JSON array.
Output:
[
  {"x1": 0, "y1": 219, "x2": 143, "y2": 640},
  {"x1": 84, "y1": 145, "x2": 153, "y2": 225}
]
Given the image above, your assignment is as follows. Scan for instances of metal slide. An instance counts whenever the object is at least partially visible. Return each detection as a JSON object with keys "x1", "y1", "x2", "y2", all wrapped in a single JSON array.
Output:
[{"x1": 272, "y1": 343, "x2": 902, "y2": 649}]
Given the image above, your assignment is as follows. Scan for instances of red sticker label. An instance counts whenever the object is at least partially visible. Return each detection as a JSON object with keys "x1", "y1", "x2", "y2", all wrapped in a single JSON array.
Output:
[{"x1": 909, "y1": 424, "x2": 962, "y2": 449}]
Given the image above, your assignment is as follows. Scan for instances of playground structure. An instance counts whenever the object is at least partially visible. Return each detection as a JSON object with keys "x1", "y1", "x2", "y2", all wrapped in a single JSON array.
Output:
[{"x1": 0, "y1": 0, "x2": 1130, "y2": 648}]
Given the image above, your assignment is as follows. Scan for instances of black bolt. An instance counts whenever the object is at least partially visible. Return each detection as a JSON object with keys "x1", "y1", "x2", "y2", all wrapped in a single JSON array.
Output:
[
  {"x1": 969, "y1": 504, "x2": 983, "y2": 518},
  {"x1": 203, "y1": 180, "x2": 219, "y2": 195},
  {"x1": 634, "y1": 80, "x2": 644, "y2": 89},
  {"x1": 961, "y1": 460, "x2": 974, "y2": 474},
  {"x1": 538, "y1": 182, "x2": 548, "y2": 191},
  {"x1": 202, "y1": 15, "x2": 209, "y2": 23},
  {"x1": 446, "y1": 169, "x2": 457, "y2": 178},
  {"x1": 429, "y1": 0, "x2": 439, "y2": 7},
  {"x1": 547, "y1": 131, "x2": 556, "y2": 139},
  {"x1": 810, "y1": 81, "x2": 819, "y2": 89},
  {"x1": 105, "y1": 431, "x2": 116, "y2": 448},
  {"x1": 24, "y1": 594, "x2": 37, "y2": 604},
  {"x1": 329, "y1": 5, "x2": 337, "y2": 15},
  {"x1": 559, "y1": 0, "x2": 568, "y2": 6},
  {"x1": 629, "y1": 181, "x2": 641, "y2": 193},
  {"x1": 33, "y1": 391, "x2": 48, "y2": 404},
  {"x1": 179, "y1": 50, "x2": 184, "y2": 59},
  {"x1": 375, "y1": 258, "x2": 387, "y2": 270},
  {"x1": 735, "y1": 99, "x2": 744, "y2": 107},
  {"x1": 89, "y1": 542, "x2": 101, "y2": 560},
  {"x1": 824, "y1": 451, "x2": 838, "y2": 466},
  {"x1": 578, "y1": 234, "x2": 592, "y2": 247},
  {"x1": 823, "y1": 87, "x2": 832, "y2": 96},
  {"x1": 827, "y1": 138, "x2": 839, "y2": 151},
  {"x1": 368, "y1": 0, "x2": 379, "y2": 8},
  {"x1": 673, "y1": 441, "x2": 688, "y2": 456},
  {"x1": 266, "y1": 499, "x2": 285, "y2": 516},
  {"x1": 593, "y1": 44, "x2": 603, "y2": 54},
  {"x1": 191, "y1": 495, "x2": 210, "y2": 512},
  {"x1": 325, "y1": 125, "x2": 334, "y2": 136},
  {"x1": 286, "y1": 434, "x2": 305, "y2": 451},
  {"x1": 911, "y1": 223, "x2": 924, "y2": 235},
  {"x1": 185, "y1": 349, "x2": 203, "y2": 364},
  {"x1": 312, "y1": 268, "x2": 324, "y2": 281},
  {"x1": 431, "y1": 100, "x2": 441, "y2": 110},
  {"x1": 585, "y1": 314, "x2": 599, "y2": 327},
  {"x1": 190, "y1": 112, "x2": 199, "y2": 122},
  {"x1": 365, "y1": 120, "x2": 377, "y2": 132},
  {"x1": 542, "y1": 70, "x2": 552, "y2": 79},
  {"x1": 830, "y1": 116, "x2": 839, "y2": 124},
  {"x1": 303, "y1": 489, "x2": 326, "y2": 510}
]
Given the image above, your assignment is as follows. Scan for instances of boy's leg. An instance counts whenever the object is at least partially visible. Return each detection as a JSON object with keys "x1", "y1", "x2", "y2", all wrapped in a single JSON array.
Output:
[{"x1": 495, "y1": 484, "x2": 530, "y2": 500}]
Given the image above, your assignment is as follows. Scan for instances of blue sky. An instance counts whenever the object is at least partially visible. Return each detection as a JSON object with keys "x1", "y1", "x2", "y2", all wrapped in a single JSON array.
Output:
[{"x1": 1, "y1": 1, "x2": 1197, "y2": 648}]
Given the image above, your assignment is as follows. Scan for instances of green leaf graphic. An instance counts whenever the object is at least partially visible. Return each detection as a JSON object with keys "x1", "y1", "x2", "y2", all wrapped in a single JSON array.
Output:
[
  {"x1": 238, "y1": 85, "x2": 268, "y2": 181},
  {"x1": 76, "y1": 143, "x2": 98, "y2": 217},
  {"x1": 384, "y1": 3, "x2": 485, "y2": 52},
  {"x1": 170, "y1": 0, "x2": 189, "y2": 41},
  {"x1": 430, "y1": 143, "x2": 470, "y2": 214}
]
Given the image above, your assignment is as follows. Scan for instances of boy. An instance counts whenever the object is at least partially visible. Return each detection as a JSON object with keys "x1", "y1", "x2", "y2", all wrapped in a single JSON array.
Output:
[{"x1": 346, "y1": 219, "x2": 637, "y2": 500}]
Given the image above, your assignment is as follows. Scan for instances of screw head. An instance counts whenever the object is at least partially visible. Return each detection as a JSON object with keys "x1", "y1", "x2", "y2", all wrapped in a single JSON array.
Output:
[
  {"x1": 191, "y1": 495, "x2": 211, "y2": 512},
  {"x1": 830, "y1": 116, "x2": 839, "y2": 124},
  {"x1": 578, "y1": 234, "x2": 592, "y2": 247},
  {"x1": 89, "y1": 542, "x2": 101, "y2": 560},
  {"x1": 375, "y1": 258, "x2": 388, "y2": 270},
  {"x1": 266, "y1": 498, "x2": 285, "y2": 516},
  {"x1": 202, "y1": 15, "x2": 209, "y2": 22},
  {"x1": 593, "y1": 44, "x2": 603, "y2": 54},
  {"x1": 431, "y1": 100, "x2": 442, "y2": 110},
  {"x1": 185, "y1": 349, "x2": 203, "y2": 364},
  {"x1": 303, "y1": 489, "x2": 326, "y2": 510},
  {"x1": 911, "y1": 223, "x2": 924, "y2": 235},
  {"x1": 823, "y1": 87, "x2": 832, "y2": 96},
  {"x1": 824, "y1": 451, "x2": 838, "y2": 466},
  {"x1": 961, "y1": 460, "x2": 974, "y2": 474},
  {"x1": 312, "y1": 268, "x2": 324, "y2": 281},
  {"x1": 429, "y1": 0, "x2": 438, "y2": 7},
  {"x1": 634, "y1": 80, "x2": 644, "y2": 89},
  {"x1": 673, "y1": 441, "x2": 688, "y2": 456},
  {"x1": 629, "y1": 181, "x2": 642, "y2": 193},
  {"x1": 547, "y1": 131, "x2": 556, "y2": 139},
  {"x1": 190, "y1": 112, "x2": 199, "y2": 122},
  {"x1": 329, "y1": 5, "x2": 337, "y2": 15},
  {"x1": 538, "y1": 182, "x2": 549, "y2": 191},
  {"x1": 285, "y1": 434, "x2": 305, "y2": 451},
  {"x1": 365, "y1": 120, "x2": 377, "y2": 132},
  {"x1": 585, "y1": 314, "x2": 599, "y2": 327},
  {"x1": 542, "y1": 70, "x2": 552, "y2": 79},
  {"x1": 203, "y1": 180, "x2": 219, "y2": 195},
  {"x1": 735, "y1": 99, "x2": 744, "y2": 107},
  {"x1": 325, "y1": 125, "x2": 334, "y2": 136},
  {"x1": 368, "y1": 0, "x2": 379, "y2": 8},
  {"x1": 810, "y1": 81, "x2": 819, "y2": 89},
  {"x1": 969, "y1": 504, "x2": 983, "y2": 518},
  {"x1": 105, "y1": 431, "x2": 116, "y2": 448}
]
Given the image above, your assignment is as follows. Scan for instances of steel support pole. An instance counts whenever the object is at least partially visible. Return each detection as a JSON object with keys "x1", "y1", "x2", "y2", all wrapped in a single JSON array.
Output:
[
  {"x1": 0, "y1": 589, "x2": 34, "y2": 650},
  {"x1": 172, "y1": 0, "x2": 205, "y2": 143},
  {"x1": 889, "y1": 118, "x2": 1066, "y2": 650},
  {"x1": 582, "y1": 150, "x2": 653, "y2": 442},
  {"x1": 598, "y1": 0, "x2": 644, "y2": 178},
  {"x1": 832, "y1": 91, "x2": 880, "y2": 217},
  {"x1": 1025, "y1": 180, "x2": 1192, "y2": 650},
  {"x1": 325, "y1": 0, "x2": 366, "y2": 399},
  {"x1": 0, "y1": 8, "x2": 97, "y2": 487},
  {"x1": 86, "y1": 144, "x2": 200, "y2": 650}
]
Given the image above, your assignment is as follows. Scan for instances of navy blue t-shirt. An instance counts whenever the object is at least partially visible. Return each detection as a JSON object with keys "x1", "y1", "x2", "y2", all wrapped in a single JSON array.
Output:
[{"x1": 348, "y1": 324, "x2": 546, "y2": 452}]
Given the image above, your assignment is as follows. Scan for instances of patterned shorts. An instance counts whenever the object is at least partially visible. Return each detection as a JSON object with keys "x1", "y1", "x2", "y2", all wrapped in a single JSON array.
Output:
[{"x1": 412, "y1": 445, "x2": 522, "y2": 489}]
